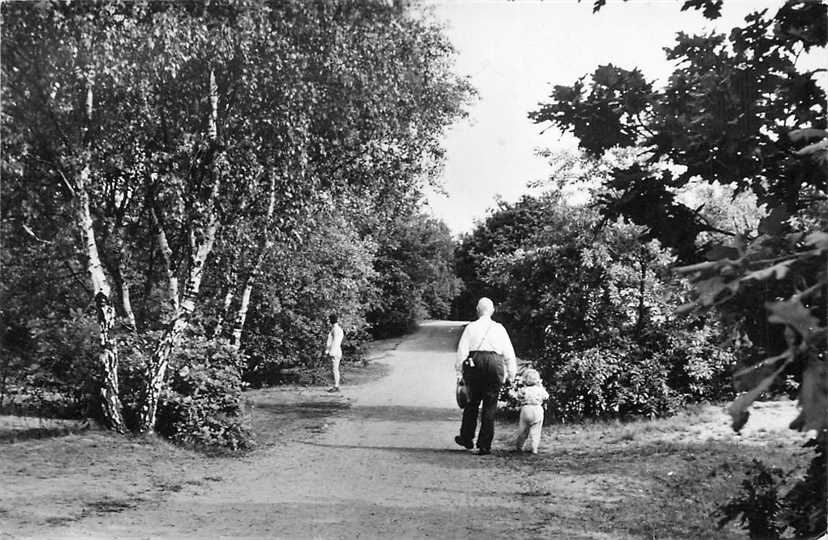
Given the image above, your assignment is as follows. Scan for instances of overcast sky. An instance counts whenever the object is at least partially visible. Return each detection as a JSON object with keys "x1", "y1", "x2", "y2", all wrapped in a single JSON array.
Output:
[{"x1": 422, "y1": 0, "x2": 822, "y2": 234}]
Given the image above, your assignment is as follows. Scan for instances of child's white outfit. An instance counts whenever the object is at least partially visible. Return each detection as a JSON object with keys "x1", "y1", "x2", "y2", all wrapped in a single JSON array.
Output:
[{"x1": 513, "y1": 383, "x2": 549, "y2": 453}]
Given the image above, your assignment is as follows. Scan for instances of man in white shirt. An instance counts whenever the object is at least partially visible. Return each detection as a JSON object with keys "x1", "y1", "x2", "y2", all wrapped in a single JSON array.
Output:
[
  {"x1": 454, "y1": 297, "x2": 517, "y2": 455},
  {"x1": 325, "y1": 314, "x2": 344, "y2": 393}
]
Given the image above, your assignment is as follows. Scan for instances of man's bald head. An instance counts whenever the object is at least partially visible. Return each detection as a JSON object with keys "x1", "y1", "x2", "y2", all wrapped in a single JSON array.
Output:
[{"x1": 476, "y1": 297, "x2": 495, "y2": 317}]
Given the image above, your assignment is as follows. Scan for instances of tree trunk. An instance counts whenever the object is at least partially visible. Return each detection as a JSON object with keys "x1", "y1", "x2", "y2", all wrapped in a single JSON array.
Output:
[
  {"x1": 76, "y1": 164, "x2": 127, "y2": 433},
  {"x1": 229, "y1": 249, "x2": 266, "y2": 349},
  {"x1": 75, "y1": 82, "x2": 126, "y2": 433},
  {"x1": 150, "y1": 205, "x2": 180, "y2": 316},
  {"x1": 137, "y1": 69, "x2": 222, "y2": 433},
  {"x1": 107, "y1": 256, "x2": 137, "y2": 331},
  {"x1": 635, "y1": 250, "x2": 647, "y2": 335},
  {"x1": 229, "y1": 175, "x2": 277, "y2": 349},
  {"x1": 211, "y1": 277, "x2": 236, "y2": 339},
  {"x1": 119, "y1": 272, "x2": 138, "y2": 331},
  {"x1": 137, "y1": 220, "x2": 218, "y2": 432}
]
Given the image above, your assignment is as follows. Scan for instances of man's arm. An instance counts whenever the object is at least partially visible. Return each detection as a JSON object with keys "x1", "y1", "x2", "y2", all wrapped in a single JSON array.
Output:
[
  {"x1": 500, "y1": 326, "x2": 517, "y2": 382},
  {"x1": 455, "y1": 325, "x2": 470, "y2": 375}
]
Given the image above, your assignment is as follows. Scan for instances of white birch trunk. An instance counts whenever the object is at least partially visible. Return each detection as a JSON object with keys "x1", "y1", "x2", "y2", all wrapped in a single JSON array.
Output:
[
  {"x1": 229, "y1": 175, "x2": 277, "y2": 349},
  {"x1": 211, "y1": 278, "x2": 236, "y2": 339},
  {"x1": 119, "y1": 273, "x2": 138, "y2": 331},
  {"x1": 150, "y1": 206, "x2": 180, "y2": 315},
  {"x1": 137, "y1": 69, "x2": 222, "y2": 433},
  {"x1": 138, "y1": 220, "x2": 218, "y2": 432},
  {"x1": 75, "y1": 83, "x2": 126, "y2": 432}
]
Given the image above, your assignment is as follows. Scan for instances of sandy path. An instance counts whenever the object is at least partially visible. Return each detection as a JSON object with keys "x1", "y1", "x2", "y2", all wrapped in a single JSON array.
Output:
[{"x1": 47, "y1": 321, "x2": 563, "y2": 540}]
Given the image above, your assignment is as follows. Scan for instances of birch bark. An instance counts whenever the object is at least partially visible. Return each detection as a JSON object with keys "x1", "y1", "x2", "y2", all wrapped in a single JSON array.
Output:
[
  {"x1": 137, "y1": 70, "x2": 222, "y2": 433},
  {"x1": 75, "y1": 82, "x2": 127, "y2": 432},
  {"x1": 229, "y1": 175, "x2": 277, "y2": 349}
]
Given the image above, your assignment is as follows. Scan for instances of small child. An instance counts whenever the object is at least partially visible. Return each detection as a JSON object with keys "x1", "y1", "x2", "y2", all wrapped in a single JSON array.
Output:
[{"x1": 512, "y1": 368, "x2": 549, "y2": 454}]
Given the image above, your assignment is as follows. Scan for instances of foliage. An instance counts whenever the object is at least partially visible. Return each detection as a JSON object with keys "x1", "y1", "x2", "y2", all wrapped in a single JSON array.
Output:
[
  {"x1": 717, "y1": 459, "x2": 786, "y2": 540},
  {"x1": 369, "y1": 210, "x2": 461, "y2": 338},
  {"x1": 1, "y1": 0, "x2": 469, "y2": 438},
  {"x1": 457, "y1": 191, "x2": 735, "y2": 420},
  {"x1": 543, "y1": 344, "x2": 678, "y2": 420},
  {"x1": 534, "y1": 0, "x2": 826, "y2": 535},
  {"x1": 241, "y1": 212, "x2": 377, "y2": 386},
  {"x1": 155, "y1": 337, "x2": 253, "y2": 452},
  {"x1": 584, "y1": 0, "x2": 725, "y2": 19},
  {"x1": 780, "y1": 435, "x2": 827, "y2": 538},
  {"x1": 532, "y1": 2, "x2": 827, "y2": 262},
  {"x1": 718, "y1": 436, "x2": 826, "y2": 539},
  {"x1": 0, "y1": 314, "x2": 100, "y2": 418}
]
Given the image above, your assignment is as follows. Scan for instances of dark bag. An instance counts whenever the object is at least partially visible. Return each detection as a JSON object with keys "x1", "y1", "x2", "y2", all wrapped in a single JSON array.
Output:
[
  {"x1": 456, "y1": 322, "x2": 494, "y2": 408},
  {"x1": 456, "y1": 378, "x2": 470, "y2": 409}
]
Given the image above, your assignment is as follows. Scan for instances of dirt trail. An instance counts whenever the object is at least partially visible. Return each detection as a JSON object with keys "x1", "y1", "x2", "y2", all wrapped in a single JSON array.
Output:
[{"x1": 47, "y1": 321, "x2": 568, "y2": 540}]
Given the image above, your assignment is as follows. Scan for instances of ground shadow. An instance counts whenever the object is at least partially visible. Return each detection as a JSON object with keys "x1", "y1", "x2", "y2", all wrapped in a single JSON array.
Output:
[
  {"x1": 346, "y1": 405, "x2": 460, "y2": 423},
  {"x1": 295, "y1": 439, "x2": 518, "y2": 470}
]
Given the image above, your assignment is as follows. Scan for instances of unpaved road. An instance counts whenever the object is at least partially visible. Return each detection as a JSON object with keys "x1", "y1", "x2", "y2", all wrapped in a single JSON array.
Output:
[
  {"x1": 4, "y1": 321, "x2": 803, "y2": 540},
  {"x1": 47, "y1": 321, "x2": 563, "y2": 539}
]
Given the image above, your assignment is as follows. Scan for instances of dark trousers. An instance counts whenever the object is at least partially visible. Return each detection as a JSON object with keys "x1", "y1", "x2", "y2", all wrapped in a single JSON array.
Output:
[{"x1": 460, "y1": 351, "x2": 505, "y2": 451}]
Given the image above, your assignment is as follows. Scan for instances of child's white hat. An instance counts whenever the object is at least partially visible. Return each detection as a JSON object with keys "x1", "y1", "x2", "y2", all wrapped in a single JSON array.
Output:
[{"x1": 522, "y1": 368, "x2": 541, "y2": 386}]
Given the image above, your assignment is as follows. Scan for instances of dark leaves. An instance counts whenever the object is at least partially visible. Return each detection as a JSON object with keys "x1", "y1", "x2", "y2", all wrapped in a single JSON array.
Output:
[
  {"x1": 774, "y1": 0, "x2": 828, "y2": 51},
  {"x1": 529, "y1": 65, "x2": 654, "y2": 156},
  {"x1": 585, "y1": 0, "x2": 723, "y2": 19}
]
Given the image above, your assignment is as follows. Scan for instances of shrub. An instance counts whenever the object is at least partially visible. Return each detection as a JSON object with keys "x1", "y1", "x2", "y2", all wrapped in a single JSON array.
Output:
[
  {"x1": 718, "y1": 434, "x2": 827, "y2": 540},
  {"x1": 540, "y1": 341, "x2": 680, "y2": 421},
  {"x1": 458, "y1": 194, "x2": 737, "y2": 420},
  {"x1": 155, "y1": 337, "x2": 254, "y2": 452},
  {"x1": 717, "y1": 459, "x2": 785, "y2": 540},
  {"x1": 1, "y1": 314, "x2": 102, "y2": 418}
]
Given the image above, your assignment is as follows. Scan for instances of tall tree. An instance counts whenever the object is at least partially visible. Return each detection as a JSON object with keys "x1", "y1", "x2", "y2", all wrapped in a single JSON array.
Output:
[
  {"x1": 533, "y1": 0, "x2": 826, "y2": 533},
  {"x1": 2, "y1": 0, "x2": 472, "y2": 433}
]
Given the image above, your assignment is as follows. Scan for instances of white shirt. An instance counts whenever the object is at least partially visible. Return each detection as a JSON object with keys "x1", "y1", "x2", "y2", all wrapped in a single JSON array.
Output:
[
  {"x1": 455, "y1": 315, "x2": 517, "y2": 380},
  {"x1": 517, "y1": 385, "x2": 549, "y2": 406},
  {"x1": 326, "y1": 323, "x2": 344, "y2": 358}
]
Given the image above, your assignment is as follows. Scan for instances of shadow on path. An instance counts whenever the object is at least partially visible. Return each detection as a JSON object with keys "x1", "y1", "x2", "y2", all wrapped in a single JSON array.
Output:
[{"x1": 346, "y1": 405, "x2": 459, "y2": 423}]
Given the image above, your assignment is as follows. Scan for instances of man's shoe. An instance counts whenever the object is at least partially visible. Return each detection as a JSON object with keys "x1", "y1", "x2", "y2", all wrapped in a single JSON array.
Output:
[
  {"x1": 454, "y1": 436, "x2": 473, "y2": 449},
  {"x1": 327, "y1": 386, "x2": 340, "y2": 393},
  {"x1": 477, "y1": 448, "x2": 491, "y2": 456}
]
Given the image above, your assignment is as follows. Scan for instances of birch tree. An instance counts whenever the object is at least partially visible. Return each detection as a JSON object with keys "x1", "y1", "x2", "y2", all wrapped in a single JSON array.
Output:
[{"x1": 2, "y1": 0, "x2": 471, "y2": 435}]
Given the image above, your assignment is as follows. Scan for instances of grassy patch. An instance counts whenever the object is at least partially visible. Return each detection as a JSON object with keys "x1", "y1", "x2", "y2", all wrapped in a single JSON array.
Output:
[{"x1": 499, "y1": 403, "x2": 806, "y2": 539}]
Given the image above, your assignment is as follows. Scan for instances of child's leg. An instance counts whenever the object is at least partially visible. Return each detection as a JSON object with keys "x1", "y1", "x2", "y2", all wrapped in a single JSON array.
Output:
[
  {"x1": 527, "y1": 408, "x2": 544, "y2": 453},
  {"x1": 514, "y1": 408, "x2": 531, "y2": 450}
]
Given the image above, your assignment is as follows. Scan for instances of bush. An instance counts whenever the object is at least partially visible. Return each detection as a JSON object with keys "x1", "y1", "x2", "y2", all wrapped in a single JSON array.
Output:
[
  {"x1": 1, "y1": 314, "x2": 102, "y2": 418},
  {"x1": 458, "y1": 194, "x2": 737, "y2": 420},
  {"x1": 155, "y1": 337, "x2": 254, "y2": 452},
  {"x1": 717, "y1": 459, "x2": 785, "y2": 540},
  {"x1": 718, "y1": 434, "x2": 827, "y2": 540},
  {"x1": 1, "y1": 308, "x2": 253, "y2": 452},
  {"x1": 539, "y1": 341, "x2": 679, "y2": 421}
]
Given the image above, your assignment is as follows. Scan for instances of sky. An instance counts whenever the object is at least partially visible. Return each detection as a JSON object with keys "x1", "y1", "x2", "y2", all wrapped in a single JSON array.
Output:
[{"x1": 421, "y1": 0, "x2": 822, "y2": 234}]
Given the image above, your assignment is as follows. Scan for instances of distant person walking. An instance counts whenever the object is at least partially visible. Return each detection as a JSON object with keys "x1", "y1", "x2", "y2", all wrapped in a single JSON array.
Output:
[
  {"x1": 455, "y1": 298, "x2": 517, "y2": 455},
  {"x1": 326, "y1": 314, "x2": 344, "y2": 393}
]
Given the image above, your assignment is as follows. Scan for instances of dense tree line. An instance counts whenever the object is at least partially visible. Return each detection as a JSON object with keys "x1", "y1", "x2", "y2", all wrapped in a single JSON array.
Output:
[{"x1": 1, "y1": 0, "x2": 470, "y2": 446}]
